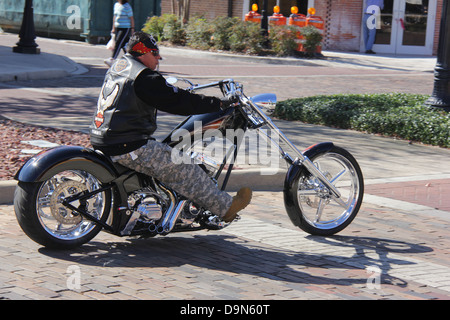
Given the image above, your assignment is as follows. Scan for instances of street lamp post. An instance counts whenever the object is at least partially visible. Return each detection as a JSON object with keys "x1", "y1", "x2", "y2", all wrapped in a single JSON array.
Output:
[
  {"x1": 261, "y1": 0, "x2": 269, "y2": 37},
  {"x1": 426, "y1": 0, "x2": 450, "y2": 111},
  {"x1": 13, "y1": 0, "x2": 40, "y2": 54}
]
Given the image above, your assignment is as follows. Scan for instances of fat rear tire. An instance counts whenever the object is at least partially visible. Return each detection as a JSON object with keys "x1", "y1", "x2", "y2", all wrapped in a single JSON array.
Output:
[{"x1": 14, "y1": 171, "x2": 111, "y2": 249}]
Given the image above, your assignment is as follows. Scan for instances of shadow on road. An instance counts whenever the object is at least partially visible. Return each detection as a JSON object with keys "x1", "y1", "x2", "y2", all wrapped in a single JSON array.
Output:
[{"x1": 39, "y1": 233, "x2": 432, "y2": 288}]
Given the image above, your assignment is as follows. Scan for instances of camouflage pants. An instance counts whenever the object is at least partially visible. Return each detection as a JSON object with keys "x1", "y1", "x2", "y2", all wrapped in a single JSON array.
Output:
[{"x1": 112, "y1": 140, "x2": 233, "y2": 217}]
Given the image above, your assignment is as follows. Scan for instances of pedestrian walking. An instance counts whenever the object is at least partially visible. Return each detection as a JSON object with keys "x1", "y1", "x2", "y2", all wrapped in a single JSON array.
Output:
[{"x1": 104, "y1": 0, "x2": 135, "y2": 67}]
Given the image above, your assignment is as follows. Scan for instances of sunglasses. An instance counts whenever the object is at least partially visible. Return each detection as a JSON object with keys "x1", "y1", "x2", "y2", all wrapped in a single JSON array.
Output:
[{"x1": 150, "y1": 49, "x2": 160, "y2": 57}]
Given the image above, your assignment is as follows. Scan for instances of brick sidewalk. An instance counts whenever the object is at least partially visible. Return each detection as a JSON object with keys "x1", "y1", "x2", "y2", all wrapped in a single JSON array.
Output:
[
  {"x1": 365, "y1": 179, "x2": 450, "y2": 212},
  {"x1": 1, "y1": 190, "x2": 449, "y2": 300}
]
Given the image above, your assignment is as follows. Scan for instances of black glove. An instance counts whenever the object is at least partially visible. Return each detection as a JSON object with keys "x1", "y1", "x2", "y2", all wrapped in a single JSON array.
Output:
[{"x1": 220, "y1": 95, "x2": 239, "y2": 110}]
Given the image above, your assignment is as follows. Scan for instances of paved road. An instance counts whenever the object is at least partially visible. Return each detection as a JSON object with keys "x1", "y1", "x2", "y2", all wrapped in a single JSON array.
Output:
[
  {"x1": 1, "y1": 191, "x2": 449, "y2": 301},
  {"x1": 0, "y1": 34, "x2": 449, "y2": 301},
  {"x1": 0, "y1": 33, "x2": 435, "y2": 132}
]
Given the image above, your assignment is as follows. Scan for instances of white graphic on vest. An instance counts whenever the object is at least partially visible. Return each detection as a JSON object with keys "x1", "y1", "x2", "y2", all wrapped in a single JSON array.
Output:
[{"x1": 95, "y1": 80, "x2": 119, "y2": 128}]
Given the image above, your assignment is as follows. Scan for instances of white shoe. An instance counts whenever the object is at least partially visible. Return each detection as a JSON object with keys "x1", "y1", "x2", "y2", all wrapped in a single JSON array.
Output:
[{"x1": 104, "y1": 58, "x2": 115, "y2": 67}]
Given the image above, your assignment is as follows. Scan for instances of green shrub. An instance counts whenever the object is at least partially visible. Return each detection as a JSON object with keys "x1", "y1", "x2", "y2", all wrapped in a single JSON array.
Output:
[
  {"x1": 186, "y1": 16, "x2": 266, "y2": 54},
  {"x1": 210, "y1": 16, "x2": 238, "y2": 50},
  {"x1": 300, "y1": 25, "x2": 323, "y2": 55},
  {"x1": 229, "y1": 20, "x2": 265, "y2": 54},
  {"x1": 142, "y1": 15, "x2": 164, "y2": 41},
  {"x1": 185, "y1": 17, "x2": 214, "y2": 50},
  {"x1": 142, "y1": 14, "x2": 174, "y2": 41},
  {"x1": 163, "y1": 16, "x2": 186, "y2": 45},
  {"x1": 142, "y1": 14, "x2": 186, "y2": 44},
  {"x1": 228, "y1": 20, "x2": 249, "y2": 52},
  {"x1": 268, "y1": 25, "x2": 298, "y2": 56},
  {"x1": 143, "y1": 15, "x2": 323, "y2": 58},
  {"x1": 274, "y1": 93, "x2": 450, "y2": 147}
]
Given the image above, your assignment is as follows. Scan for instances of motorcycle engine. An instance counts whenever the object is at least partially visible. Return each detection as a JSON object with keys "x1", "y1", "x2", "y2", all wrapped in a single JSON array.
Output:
[
  {"x1": 136, "y1": 198, "x2": 163, "y2": 220},
  {"x1": 125, "y1": 188, "x2": 227, "y2": 235},
  {"x1": 127, "y1": 189, "x2": 166, "y2": 222}
]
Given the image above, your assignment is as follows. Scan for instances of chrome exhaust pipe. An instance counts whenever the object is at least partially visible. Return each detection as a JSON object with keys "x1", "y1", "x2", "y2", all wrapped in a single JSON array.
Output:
[
  {"x1": 152, "y1": 183, "x2": 187, "y2": 235},
  {"x1": 154, "y1": 184, "x2": 176, "y2": 233},
  {"x1": 161, "y1": 200, "x2": 188, "y2": 235},
  {"x1": 158, "y1": 200, "x2": 187, "y2": 235},
  {"x1": 148, "y1": 223, "x2": 157, "y2": 233}
]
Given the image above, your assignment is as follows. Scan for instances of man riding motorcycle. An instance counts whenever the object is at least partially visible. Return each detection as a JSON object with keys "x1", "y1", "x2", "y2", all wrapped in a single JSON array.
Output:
[{"x1": 89, "y1": 31, "x2": 252, "y2": 222}]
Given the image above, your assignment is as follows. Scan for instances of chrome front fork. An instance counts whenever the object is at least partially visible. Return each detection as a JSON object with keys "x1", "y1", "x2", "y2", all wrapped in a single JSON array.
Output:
[{"x1": 245, "y1": 98, "x2": 346, "y2": 207}]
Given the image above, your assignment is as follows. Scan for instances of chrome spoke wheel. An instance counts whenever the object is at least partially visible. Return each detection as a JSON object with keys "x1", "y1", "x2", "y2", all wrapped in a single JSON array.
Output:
[
  {"x1": 36, "y1": 170, "x2": 107, "y2": 241},
  {"x1": 286, "y1": 145, "x2": 364, "y2": 236},
  {"x1": 297, "y1": 152, "x2": 361, "y2": 231}
]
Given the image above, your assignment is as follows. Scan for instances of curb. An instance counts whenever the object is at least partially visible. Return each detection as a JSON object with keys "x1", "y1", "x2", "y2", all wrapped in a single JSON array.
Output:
[
  {"x1": 0, "y1": 168, "x2": 287, "y2": 205},
  {"x1": 0, "y1": 51, "x2": 89, "y2": 83},
  {"x1": 0, "y1": 69, "x2": 69, "y2": 82},
  {"x1": 160, "y1": 46, "x2": 437, "y2": 72},
  {"x1": 0, "y1": 180, "x2": 16, "y2": 205},
  {"x1": 220, "y1": 168, "x2": 286, "y2": 192},
  {"x1": 4, "y1": 171, "x2": 449, "y2": 221},
  {"x1": 161, "y1": 45, "x2": 323, "y2": 67}
]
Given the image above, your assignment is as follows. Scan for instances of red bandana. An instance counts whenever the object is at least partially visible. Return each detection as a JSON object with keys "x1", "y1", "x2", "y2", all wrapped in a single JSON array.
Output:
[{"x1": 131, "y1": 42, "x2": 155, "y2": 55}]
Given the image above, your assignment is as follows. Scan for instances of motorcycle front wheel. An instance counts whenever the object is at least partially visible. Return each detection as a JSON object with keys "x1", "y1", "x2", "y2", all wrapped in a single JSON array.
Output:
[
  {"x1": 14, "y1": 170, "x2": 112, "y2": 249},
  {"x1": 286, "y1": 146, "x2": 364, "y2": 236}
]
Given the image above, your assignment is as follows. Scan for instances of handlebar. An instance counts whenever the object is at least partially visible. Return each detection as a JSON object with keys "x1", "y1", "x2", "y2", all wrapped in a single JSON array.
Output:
[
  {"x1": 184, "y1": 77, "x2": 276, "y2": 129},
  {"x1": 190, "y1": 79, "x2": 242, "y2": 98}
]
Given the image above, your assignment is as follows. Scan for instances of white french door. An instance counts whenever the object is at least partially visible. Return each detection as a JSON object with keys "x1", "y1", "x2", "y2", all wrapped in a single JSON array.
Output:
[{"x1": 370, "y1": 0, "x2": 437, "y2": 55}]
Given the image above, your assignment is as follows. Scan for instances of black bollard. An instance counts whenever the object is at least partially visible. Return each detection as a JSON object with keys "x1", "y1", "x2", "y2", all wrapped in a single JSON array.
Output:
[
  {"x1": 426, "y1": 0, "x2": 450, "y2": 111},
  {"x1": 260, "y1": 0, "x2": 269, "y2": 48},
  {"x1": 13, "y1": 0, "x2": 40, "y2": 54}
]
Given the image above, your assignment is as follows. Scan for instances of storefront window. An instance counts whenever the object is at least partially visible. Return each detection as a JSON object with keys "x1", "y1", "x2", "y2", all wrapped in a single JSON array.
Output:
[
  {"x1": 367, "y1": 0, "x2": 436, "y2": 55},
  {"x1": 403, "y1": 0, "x2": 429, "y2": 46},
  {"x1": 374, "y1": 0, "x2": 393, "y2": 45}
]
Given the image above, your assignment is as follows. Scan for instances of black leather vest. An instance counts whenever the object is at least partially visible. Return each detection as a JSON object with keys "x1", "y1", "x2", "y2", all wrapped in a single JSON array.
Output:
[{"x1": 90, "y1": 54, "x2": 157, "y2": 149}]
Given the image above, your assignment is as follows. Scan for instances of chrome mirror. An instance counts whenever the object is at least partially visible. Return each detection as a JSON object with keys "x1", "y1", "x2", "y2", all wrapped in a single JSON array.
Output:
[
  {"x1": 250, "y1": 93, "x2": 277, "y2": 109},
  {"x1": 166, "y1": 77, "x2": 178, "y2": 85}
]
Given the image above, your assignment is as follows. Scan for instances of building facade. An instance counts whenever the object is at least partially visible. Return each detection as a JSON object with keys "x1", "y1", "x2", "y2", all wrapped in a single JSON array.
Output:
[
  {"x1": 314, "y1": 0, "x2": 442, "y2": 55},
  {"x1": 161, "y1": 0, "x2": 443, "y2": 55}
]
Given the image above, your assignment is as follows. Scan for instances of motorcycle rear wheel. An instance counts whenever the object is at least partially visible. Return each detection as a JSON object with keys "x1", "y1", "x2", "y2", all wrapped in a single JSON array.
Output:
[
  {"x1": 288, "y1": 146, "x2": 364, "y2": 236},
  {"x1": 14, "y1": 170, "x2": 111, "y2": 249}
]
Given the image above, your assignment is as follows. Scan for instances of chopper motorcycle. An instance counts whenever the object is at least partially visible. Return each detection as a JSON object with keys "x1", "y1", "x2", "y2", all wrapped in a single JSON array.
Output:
[{"x1": 13, "y1": 78, "x2": 364, "y2": 249}]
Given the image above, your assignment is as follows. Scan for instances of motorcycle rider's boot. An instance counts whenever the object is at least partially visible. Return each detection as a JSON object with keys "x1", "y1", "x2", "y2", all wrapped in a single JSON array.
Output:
[{"x1": 222, "y1": 187, "x2": 252, "y2": 222}]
